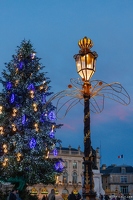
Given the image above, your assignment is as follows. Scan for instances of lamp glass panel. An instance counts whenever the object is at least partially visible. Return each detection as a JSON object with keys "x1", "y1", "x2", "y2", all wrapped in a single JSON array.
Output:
[{"x1": 75, "y1": 53, "x2": 96, "y2": 81}]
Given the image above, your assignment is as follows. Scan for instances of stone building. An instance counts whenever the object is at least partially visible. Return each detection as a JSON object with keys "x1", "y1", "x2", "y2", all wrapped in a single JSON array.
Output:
[{"x1": 100, "y1": 164, "x2": 133, "y2": 196}]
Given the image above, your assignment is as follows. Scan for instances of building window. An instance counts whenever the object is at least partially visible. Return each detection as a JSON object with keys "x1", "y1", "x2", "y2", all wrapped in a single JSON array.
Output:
[
  {"x1": 121, "y1": 167, "x2": 126, "y2": 174},
  {"x1": 64, "y1": 161, "x2": 67, "y2": 168},
  {"x1": 63, "y1": 171, "x2": 68, "y2": 183},
  {"x1": 72, "y1": 171, "x2": 77, "y2": 184},
  {"x1": 73, "y1": 161, "x2": 77, "y2": 169},
  {"x1": 120, "y1": 186, "x2": 128, "y2": 194},
  {"x1": 121, "y1": 176, "x2": 127, "y2": 183}
]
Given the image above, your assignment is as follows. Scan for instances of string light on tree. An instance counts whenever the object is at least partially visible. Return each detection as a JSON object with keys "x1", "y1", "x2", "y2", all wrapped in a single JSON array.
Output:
[
  {"x1": 0, "y1": 105, "x2": 3, "y2": 114},
  {"x1": 33, "y1": 103, "x2": 37, "y2": 111},
  {"x1": 2, "y1": 158, "x2": 8, "y2": 167},
  {"x1": 12, "y1": 108, "x2": 17, "y2": 117},
  {"x1": 34, "y1": 123, "x2": 39, "y2": 132},
  {"x1": 3, "y1": 144, "x2": 8, "y2": 153},
  {"x1": 12, "y1": 124, "x2": 17, "y2": 132},
  {"x1": 0, "y1": 127, "x2": 4, "y2": 134},
  {"x1": 16, "y1": 152, "x2": 22, "y2": 161}
]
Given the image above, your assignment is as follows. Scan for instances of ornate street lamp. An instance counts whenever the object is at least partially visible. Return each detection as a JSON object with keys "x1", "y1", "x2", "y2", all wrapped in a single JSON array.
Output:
[
  {"x1": 73, "y1": 37, "x2": 98, "y2": 200},
  {"x1": 46, "y1": 37, "x2": 130, "y2": 200}
]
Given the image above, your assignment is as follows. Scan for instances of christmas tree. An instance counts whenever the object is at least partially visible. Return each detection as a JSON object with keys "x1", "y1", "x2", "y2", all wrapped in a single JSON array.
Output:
[{"x1": 0, "y1": 40, "x2": 63, "y2": 190}]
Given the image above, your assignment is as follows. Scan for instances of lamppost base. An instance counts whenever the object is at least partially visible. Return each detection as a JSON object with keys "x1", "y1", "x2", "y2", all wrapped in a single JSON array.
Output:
[{"x1": 83, "y1": 192, "x2": 96, "y2": 200}]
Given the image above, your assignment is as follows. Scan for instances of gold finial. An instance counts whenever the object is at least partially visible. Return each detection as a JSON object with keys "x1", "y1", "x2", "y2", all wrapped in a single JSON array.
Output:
[{"x1": 78, "y1": 36, "x2": 93, "y2": 53}]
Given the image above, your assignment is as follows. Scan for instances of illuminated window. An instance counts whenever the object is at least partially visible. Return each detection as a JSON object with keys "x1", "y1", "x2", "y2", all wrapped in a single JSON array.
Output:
[
  {"x1": 62, "y1": 171, "x2": 68, "y2": 183},
  {"x1": 73, "y1": 161, "x2": 77, "y2": 169}
]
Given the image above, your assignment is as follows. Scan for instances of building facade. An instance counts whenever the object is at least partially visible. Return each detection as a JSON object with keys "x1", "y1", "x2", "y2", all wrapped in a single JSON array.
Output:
[
  {"x1": 28, "y1": 145, "x2": 104, "y2": 199},
  {"x1": 100, "y1": 164, "x2": 133, "y2": 197}
]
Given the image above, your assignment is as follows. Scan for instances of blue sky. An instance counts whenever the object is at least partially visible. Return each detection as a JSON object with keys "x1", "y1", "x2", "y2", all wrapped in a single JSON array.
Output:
[{"x1": 0, "y1": 1, "x2": 133, "y2": 167}]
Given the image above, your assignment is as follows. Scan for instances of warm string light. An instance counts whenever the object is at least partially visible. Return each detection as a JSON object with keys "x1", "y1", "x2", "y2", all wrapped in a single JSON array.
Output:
[
  {"x1": 0, "y1": 105, "x2": 3, "y2": 114},
  {"x1": 12, "y1": 124, "x2": 17, "y2": 131},
  {"x1": 39, "y1": 85, "x2": 43, "y2": 90},
  {"x1": 33, "y1": 103, "x2": 37, "y2": 111},
  {"x1": 3, "y1": 158, "x2": 8, "y2": 167},
  {"x1": 12, "y1": 108, "x2": 17, "y2": 116},
  {"x1": 15, "y1": 80, "x2": 19, "y2": 86},
  {"x1": 0, "y1": 126, "x2": 4, "y2": 134},
  {"x1": 30, "y1": 90, "x2": 34, "y2": 98},
  {"x1": 3, "y1": 144, "x2": 8, "y2": 153},
  {"x1": 34, "y1": 123, "x2": 39, "y2": 132},
  {"x1": 45, "y1": 147, "x2": 49, "y2": 159},
  {"x1": 16, "y1": 152, "x2": 22, "y2": 161}
]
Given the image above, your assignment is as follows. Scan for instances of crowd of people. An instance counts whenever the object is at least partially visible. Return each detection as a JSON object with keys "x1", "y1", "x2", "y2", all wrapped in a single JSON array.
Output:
[{"x1": 7, "y1": 189, "x2": 21, "y2": 200}]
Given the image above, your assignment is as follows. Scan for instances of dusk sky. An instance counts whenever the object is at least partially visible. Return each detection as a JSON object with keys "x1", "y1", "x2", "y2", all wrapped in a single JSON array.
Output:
[{"x1": 0, "y1": 1, "x2": 133, "y2": 167}]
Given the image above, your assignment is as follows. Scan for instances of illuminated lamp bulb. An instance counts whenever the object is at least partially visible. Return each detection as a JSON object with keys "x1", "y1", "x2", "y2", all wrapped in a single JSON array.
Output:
[
  {"x1": 12, "y1": 124, "x2": 16, "y2": 131},
  {"x1": 0, "y1": 106, "x2": 3, "y2": 114},
  {"x1": 33, "y1": 103, "x2": 37, "y2": 111},
  {"x1": 30, "y1": 90, "x2": 34, "y2": 98},
  {"x1": 12, "y1": 108, "x2": 17, "y2": 117},
  {"x1": 3, "y1": 144, "x2": 8, "y2": 153},
  {"x1": 0, "y1": 126, "x2": 4, "y2": 134}
]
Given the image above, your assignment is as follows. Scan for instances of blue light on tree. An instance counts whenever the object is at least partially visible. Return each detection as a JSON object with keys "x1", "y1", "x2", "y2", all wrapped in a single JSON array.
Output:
[
  {"x1": 6, "y1": 82, "x2": 12, "y2": 90},
  {"x1": 22, "y1": 114, "x2": 26, "y2": 125},
  {"x1": 18, "y1": 61, "x2": 24, "y2": 69},
  {"x1": 49, "y1": 130, "x2": 54, "y2": 138},
  {"x1": 40, "y1": 113, "x2": 45, "y2": 123},
  {"x1": 54, "y1": 160, "x2": 64, "y2": 172},
  {"x1": 10, "y1": 94, "x2": 15, "y2": 103},
  {"x1": 53, "y1": 149, "x2": 58, "y2": 156},
  {"x1": 42, "y1": 94, "x2": 46, "y2": 104},
  {"x1": 48, "y1": 111, "x2": 56, "y2": 121},
  {"x1": 29, "y1": 138, "x2": 36, "y2": 149},
  {"x1": 27, "y1": 83, "x2": 35, "y2": 91}
]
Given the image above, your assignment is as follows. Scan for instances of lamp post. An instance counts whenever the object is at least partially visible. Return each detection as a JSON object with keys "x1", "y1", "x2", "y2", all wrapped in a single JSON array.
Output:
[
  {"x1": 46, "y1": 36, "x2": 130, "y2": 200},
  {"x1": 73, "y1": 37, "x2": 98, "y2": 200}
]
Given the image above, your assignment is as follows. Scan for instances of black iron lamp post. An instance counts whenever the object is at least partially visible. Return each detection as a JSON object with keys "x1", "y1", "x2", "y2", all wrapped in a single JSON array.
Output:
[
  {"x1": 47, "y1": 36, "x2": 130, "y2": 200},
  {"x1": 74, "y1": 37, "x2": 98, "y2": 200}
]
